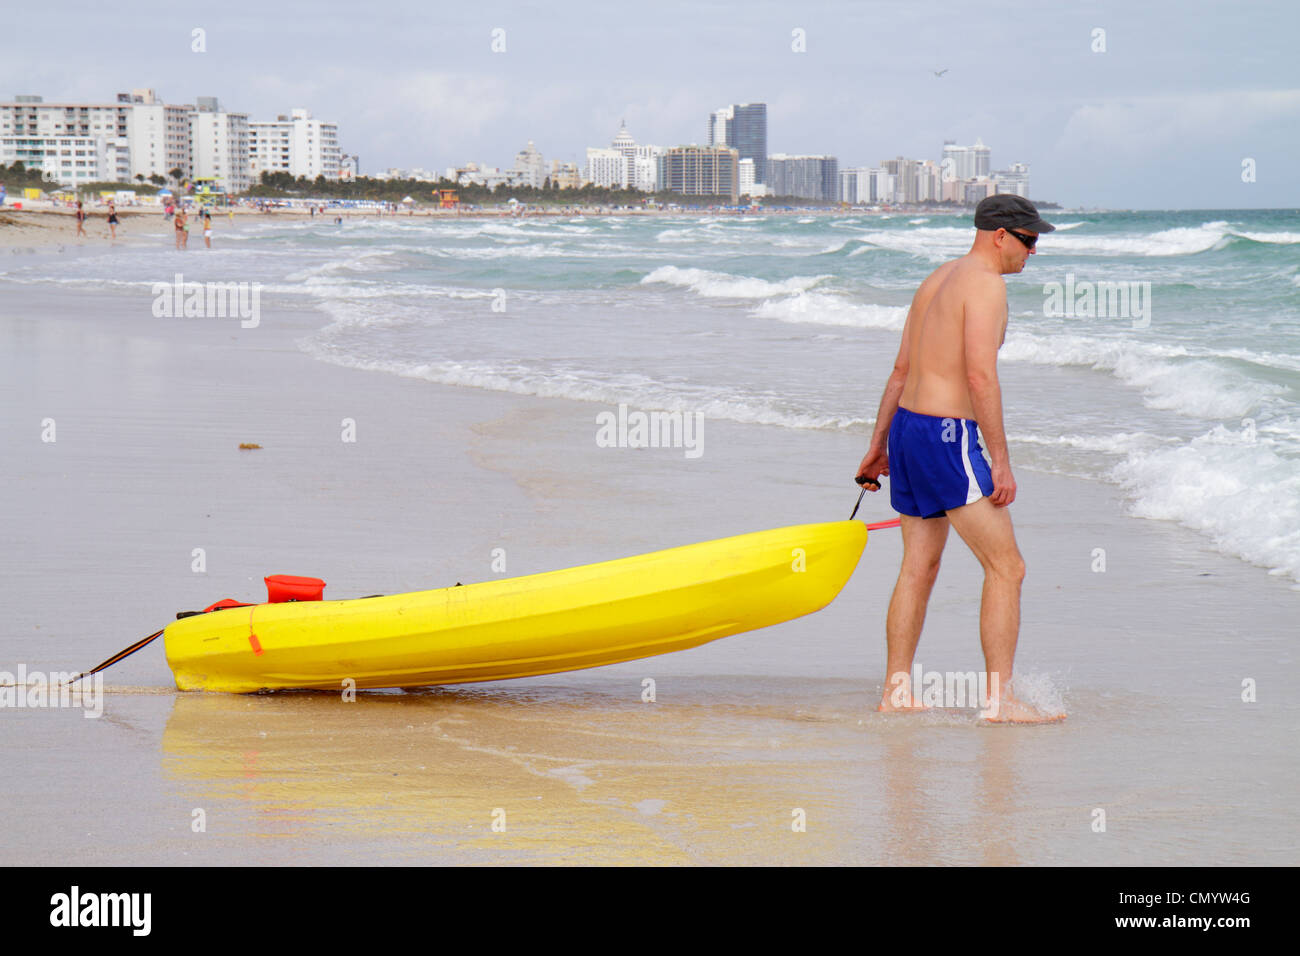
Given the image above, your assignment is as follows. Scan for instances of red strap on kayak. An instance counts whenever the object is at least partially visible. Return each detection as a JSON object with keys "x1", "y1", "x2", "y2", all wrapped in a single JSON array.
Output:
[{"x1": 248, "y1": 607, "x2": 263, "y2": 655}]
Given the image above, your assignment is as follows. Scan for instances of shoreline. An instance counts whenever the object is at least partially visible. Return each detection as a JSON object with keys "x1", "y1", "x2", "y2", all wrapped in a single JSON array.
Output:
[{"x1": 0, "y1": 203, "x2": 967, "y2": 250}]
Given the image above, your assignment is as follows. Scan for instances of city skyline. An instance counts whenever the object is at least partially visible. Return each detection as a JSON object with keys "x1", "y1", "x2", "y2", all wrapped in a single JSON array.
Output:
[
  {"x1": 2, "y1": 0, "x2": 1295, "y2": 208},
  {"x1": 1, "y1": 88, "x2": 1034, "y2": 206}
]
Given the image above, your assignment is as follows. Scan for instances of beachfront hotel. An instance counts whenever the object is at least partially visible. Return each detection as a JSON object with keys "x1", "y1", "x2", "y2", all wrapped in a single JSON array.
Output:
[
  {"x1": 190, "y1": 97, "x2": 252, "y2": 194},
  {"x1": 709, "y1": 103, "x2": 767, "y2": 185},
  {"x1": 583, "y1": 122, "x2": 665, "y2": 192},
  {"x1": 249, "y1": 109, "x2": 343, "y2": 182},
  {"x1": 661, "y1": 145, "x2": 740, "y2": 202},
  {"x1": 0, "y1": 96, "x2": 131, "y2": 183},
  {"x1": 766, "y1": 154, "x2": 839, "y2": 201},
  {"x1": 0, "y1": 90, "x2": 346, "y2": 191},
  {"x1": 121, "y1": 89, "x2": 192, "y2": 182}
]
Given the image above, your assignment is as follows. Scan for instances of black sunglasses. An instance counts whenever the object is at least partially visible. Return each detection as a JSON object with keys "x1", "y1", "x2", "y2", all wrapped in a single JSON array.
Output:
[{"x1": 1003, "y1": 228, "x2": 1038, "y2": 249}]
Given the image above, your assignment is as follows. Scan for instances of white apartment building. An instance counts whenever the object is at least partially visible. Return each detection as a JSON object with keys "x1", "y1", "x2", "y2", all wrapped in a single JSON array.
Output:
[
  {"x1": 0, "y1": 133, "x2": 109, "y2": 184},
  {"x1": 249, "y1": 108, "x2": 341, "y2": 182},
  {"x1": 585, "y1": 147, "x2": 625, "y2": 188},
  {"x1": 839, "y1": 167, "x2": 873, "y2": 204},
  {"x1": 868, "y1": 168, "x2": 896, "y2": 204},
  {"x1": 941, "y1": 138, "x2": 991, "y2": 181},
  {"x1": 992, "y1": 162, "x2": 1030, "y2": 197},
  {"x1": 0, "y1": 96, "x2": 130, "y2": 183},
  {"x1": 630, "y1": 144, "x2": 663, "y2": 192},
  {"x1": 591, "y1": 122, "x2": 663, "y2": 192},
  {"x1": 190, "y1": 97, "x2": 251, "y2": 193},
  {"x1": 3, "y1": 90, "x2": 351, "y2": 193},
  {"x1": 120, "y1": 89, "x2": 191, "y2": 182},
  {"x1": 739, "y1": 158, "x2": 769, "y2": 198},
  {"x1": 510, "y1": 140, "x2": 546, "y2": 188}
]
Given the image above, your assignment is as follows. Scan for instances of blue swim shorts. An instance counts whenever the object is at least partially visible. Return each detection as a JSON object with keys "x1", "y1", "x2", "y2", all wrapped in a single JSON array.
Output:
[{"x1": 887, "y1": 406, "x2": 994, "y2": 518}]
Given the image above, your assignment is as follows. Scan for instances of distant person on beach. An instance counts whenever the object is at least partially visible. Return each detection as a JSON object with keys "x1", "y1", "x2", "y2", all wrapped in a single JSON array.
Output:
[
  {"x1": 855, "y1": 194, "x2": 1061, "y2": 723},
  {"x1": 174, "y1": 209, "x2": 186, "y2": 249},
  {"x1": 75, "y1": 202, "x2": 86, "y2": 237},
  {"x1": 202, "y1": 209, "x2": 212, "y2": 248},
  {"x1": 107, "y1": 202, "x2": 119, "y2": 239}
]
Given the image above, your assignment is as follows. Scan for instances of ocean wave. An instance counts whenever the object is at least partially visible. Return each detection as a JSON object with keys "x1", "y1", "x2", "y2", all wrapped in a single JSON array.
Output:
[
  {"x1": 1046, "y1": 221, "x2": 1234, "y2": 257},
  {"x1": 296, "y1": 347, "x2": 869, "y2": 432},
  {"x1": 752, "y1": 293, "x2": 907, "y2": 329},
  {"x1": 1012, "y1": 431, "x2": 1178, "y2": 455},
  {"x1": 1231, "y1": 230, "x2": 1300, "y2": 245},
  {"x1": 1112, "y1": 423, "x2": 1300, "y2": 583},
  {"x1": 1001, "y1": 332, "x2": 1287, "y2": 420},
  {"x1": 640, "y1": 265, "x2": 830, "y2": 299}
]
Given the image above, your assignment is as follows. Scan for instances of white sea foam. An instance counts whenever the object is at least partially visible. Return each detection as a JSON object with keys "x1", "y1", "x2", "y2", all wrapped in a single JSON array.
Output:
[
  {"x1": 1012, "y1": 431, "x2": 1176, "y2": 455},
  {"x1": 640, "y1": 265, "x2": 829, "y2": 299},
  {"x1": 1112, "y1": 424, "x2": 1300, "y2": 583},
  {"x1": 1002, "y1": 332, "x2": 1285, "y2": 420},
  {"x1": 1232, "y1": 230, "x2": 1300, "y2": 244},
  {"x1": 1046, "y1": 221, "x2": 1232, "y2": 257},
  {"x1": 752, "y1": 293, "x2": 907, "y2": 329},
  {"x1": 297, "y1": 347, "x2": 868, "y2": 432}
]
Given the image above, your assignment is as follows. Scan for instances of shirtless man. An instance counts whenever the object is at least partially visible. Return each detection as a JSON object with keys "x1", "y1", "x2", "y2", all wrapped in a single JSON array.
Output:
[{"x1": 855, "y1": 194, "x2": 1063, "y2": 723}]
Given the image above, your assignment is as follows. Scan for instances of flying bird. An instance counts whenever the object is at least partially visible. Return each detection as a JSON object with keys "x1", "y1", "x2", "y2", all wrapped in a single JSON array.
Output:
[{"x1": 933, "y1": 69, "x2": 949, "y2": 77}]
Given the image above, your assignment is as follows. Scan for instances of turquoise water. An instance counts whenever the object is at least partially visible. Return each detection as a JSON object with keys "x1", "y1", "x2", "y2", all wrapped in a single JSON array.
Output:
[{"x1": 4, "y1": 208, "x2": 1298, "y2": 582}]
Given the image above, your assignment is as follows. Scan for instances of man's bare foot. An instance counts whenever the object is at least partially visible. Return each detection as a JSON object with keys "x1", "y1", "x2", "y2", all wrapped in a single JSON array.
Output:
[
  {"x1": 980, "y1": 694, "x2": 1065, "y2": 724},
  {"x1": 876, "y1": 697, "x2": 932, "y2": 713},
  {"x1": 877, "y1": 673, "x2": 932, "y2": 713}
]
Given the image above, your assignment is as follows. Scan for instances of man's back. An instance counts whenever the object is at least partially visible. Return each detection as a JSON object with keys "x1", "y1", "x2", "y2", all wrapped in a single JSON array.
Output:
[{"x1": 899, "y1": 255, "x2": 1006, "y2": 421}]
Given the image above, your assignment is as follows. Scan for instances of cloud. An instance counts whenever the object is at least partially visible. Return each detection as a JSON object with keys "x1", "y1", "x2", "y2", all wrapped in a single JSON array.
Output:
[{"x1": 1056, "y1": 89, "x2": 1300, "y2": 158}]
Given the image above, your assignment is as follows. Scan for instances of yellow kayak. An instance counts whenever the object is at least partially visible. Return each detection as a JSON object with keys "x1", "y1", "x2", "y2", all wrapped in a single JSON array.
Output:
[{"x1": 164, "y1": 520, "x2": 868, "y2": 693}]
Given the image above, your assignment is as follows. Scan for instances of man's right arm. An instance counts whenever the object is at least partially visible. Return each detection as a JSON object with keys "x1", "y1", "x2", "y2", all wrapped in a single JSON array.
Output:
[
  {"x1": 964, "y1": 276, "x2": 1016, "y2": 507},
  {"x1": 855, "y1": 284, "x2": 924, "y2": 487}
]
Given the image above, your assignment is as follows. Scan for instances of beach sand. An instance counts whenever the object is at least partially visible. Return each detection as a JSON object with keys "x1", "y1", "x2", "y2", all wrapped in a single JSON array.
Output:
[{"x1": 1, "y1": 277, "x2": 1296, "y2": 866}]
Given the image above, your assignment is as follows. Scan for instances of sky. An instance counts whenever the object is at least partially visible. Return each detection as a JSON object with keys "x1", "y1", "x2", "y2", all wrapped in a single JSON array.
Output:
[{"x1": 3, "y1": 0, "x2": 1296, "y2": 208}]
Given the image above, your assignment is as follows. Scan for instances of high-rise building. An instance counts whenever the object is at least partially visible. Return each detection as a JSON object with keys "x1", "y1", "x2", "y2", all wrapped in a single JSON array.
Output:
[
  {"x1": 662, "y1": 145, "x2": 739, "y2": 202},
  {"x1": 942, "y1": 138, "x2": 991, "y2": 181},
  {"x1": 992, "y1": 162, "x2": 1030, "y2": 197},
  {"x1": 585, "y1": 147, "x2": 625, "y2": 188},
  {"x1": 249, "y1": 108, "x2": 342, "y2": 182},
  {"x1": 0, "y1": 95, "x2": 132, "y2": 183},
  {"x1": 767, "y1": 154, "x2": 838, "y2": 201},
  {"x1": 510, "y1": 140, "x2": 546, "y2": 188},
  {"x1": 840, "y1": 167, "x2": 873, "y2": 204},
  {"x1": 869, "y1": 168, "x2": 896, "y2": 204},
  {"x1": 707, "y1": 106, "x2": 732, "y2": 146},
  {"x1": 592, "y1": 121, "x2": 663, "y2": 192},
  {"x1": 190, "y1": 97, "x2": 251, "y2": 192},
  {"x1": 120, "y1": 90, "x2": 192, "y2": 182},
  {"x1": 709, "y1": 103, "x2": 766, "y2": 183}
]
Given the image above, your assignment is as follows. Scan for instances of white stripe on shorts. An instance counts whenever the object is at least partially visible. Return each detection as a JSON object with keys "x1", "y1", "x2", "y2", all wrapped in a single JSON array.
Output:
[{"x1": 959, "y1": 420, "x2": 982, "y2": 505}]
